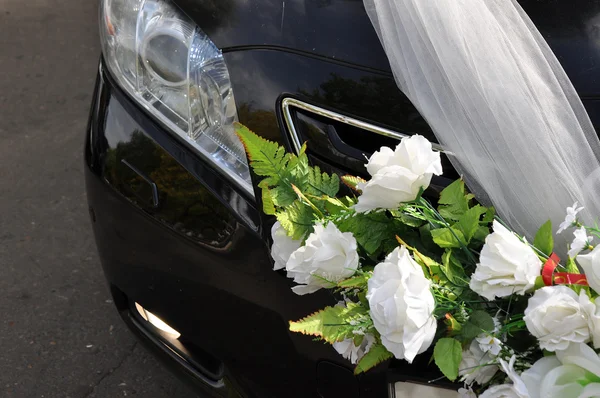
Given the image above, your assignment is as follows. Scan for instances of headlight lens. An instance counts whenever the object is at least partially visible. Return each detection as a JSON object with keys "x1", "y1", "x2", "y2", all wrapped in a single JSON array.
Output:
[{"x1": 99, "y1": 0, "x2": 252, "y2": 195}]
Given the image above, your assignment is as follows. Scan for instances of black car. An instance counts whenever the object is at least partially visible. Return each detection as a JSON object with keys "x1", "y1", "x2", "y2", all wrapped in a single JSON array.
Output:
[{"x1": 85, "y1": 0, "x2": 600, "y2": 396}]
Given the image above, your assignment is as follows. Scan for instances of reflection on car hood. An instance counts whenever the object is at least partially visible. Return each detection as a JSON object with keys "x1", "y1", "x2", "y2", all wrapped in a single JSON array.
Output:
[{"x1": 174, "y1": 0, "x2": 600, "y2": 95}]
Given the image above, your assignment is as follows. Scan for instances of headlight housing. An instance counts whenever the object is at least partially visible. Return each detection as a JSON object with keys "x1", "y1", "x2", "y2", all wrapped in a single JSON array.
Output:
[{"x1": 99, "y1": 0, "x2": 252, "y2": 195}]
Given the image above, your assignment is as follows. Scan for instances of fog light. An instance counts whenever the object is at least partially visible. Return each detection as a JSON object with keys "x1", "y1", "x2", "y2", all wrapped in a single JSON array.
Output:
[{"x1": 135, "y1": 302, "x2": 181, "y2": 339}]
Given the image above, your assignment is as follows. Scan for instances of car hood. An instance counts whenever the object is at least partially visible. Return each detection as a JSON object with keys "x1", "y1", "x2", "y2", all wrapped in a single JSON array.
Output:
[{"x1": 175, "y1": 0, "x2": 600, "y2": 95}]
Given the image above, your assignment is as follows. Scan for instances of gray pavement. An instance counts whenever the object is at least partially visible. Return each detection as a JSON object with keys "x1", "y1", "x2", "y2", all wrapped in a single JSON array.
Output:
[{"x1": 0, "y1": 1, "x2": 198, "y2": 397}]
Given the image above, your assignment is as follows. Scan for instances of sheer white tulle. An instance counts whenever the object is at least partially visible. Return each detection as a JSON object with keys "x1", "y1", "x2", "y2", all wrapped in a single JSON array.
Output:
[{"x1": 363, "y1": 0, "x2": 600, "y2": 242}]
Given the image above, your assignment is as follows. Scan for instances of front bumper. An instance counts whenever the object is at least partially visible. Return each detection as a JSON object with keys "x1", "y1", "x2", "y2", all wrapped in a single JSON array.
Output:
[{"x1": 84, "y1": 58, "x2": 398, "y2": 397}]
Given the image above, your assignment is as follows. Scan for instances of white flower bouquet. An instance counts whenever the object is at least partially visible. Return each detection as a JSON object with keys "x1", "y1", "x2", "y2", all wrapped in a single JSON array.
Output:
[{"x1": 236, "y1": 123, "x2": 600, "y2": 397}]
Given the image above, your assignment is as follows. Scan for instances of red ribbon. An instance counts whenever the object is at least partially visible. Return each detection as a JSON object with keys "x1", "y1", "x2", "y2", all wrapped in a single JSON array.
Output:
[{"x1": 542, "y1": 253, "x2": 588, "y2": 286}]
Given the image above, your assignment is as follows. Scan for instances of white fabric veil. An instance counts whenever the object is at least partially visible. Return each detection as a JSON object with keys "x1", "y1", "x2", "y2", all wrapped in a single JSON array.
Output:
[{"x1": 363, "y1": 0, "x2": 600, "y2": 242}]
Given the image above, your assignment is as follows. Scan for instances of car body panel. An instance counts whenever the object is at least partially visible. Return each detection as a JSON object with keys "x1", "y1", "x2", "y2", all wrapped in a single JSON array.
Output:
[
  {"x1": 86, "y1": 61, "x2": 396, "y2": 397},
  {"x1": 174, "y1": 0, "x2": 600, "y2": 95},
  {"x1": 88, "y1": 1, "x2": 600, "y2": 396}
]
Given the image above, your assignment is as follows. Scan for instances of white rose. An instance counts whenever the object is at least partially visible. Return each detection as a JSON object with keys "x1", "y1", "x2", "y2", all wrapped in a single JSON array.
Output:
[
  {"x1": 470, "y1": 220, "x2": 542, "y2": 300},
  {"x1": 458, "y1": 387, "x2": 477, "y2": 398},
  {"x1": 539, "y1": 365, "x2": 591, "y2": 398},
  {"x1": 270, "y1": 221, "x2": 302, "y2": 270},
  {"x1": 333, "y1": 334, "x2": 375, "y2": 365},
  {"x1": 577, "y1": 291, "x2": 600, "y2": 350},
  {"x1": 479, "y1": 384, "x2": 523, "y2": 398},
  {"x1": 521, "y1": 356, "x2": 561, "y2": 398},
  {"x1": 568, "y1": 227, "x2": 592, "y2": 258},
  {"x1": 524, "y1": 286, "x2": 591, "y2": 351},
  {"x1": 286, "y1": 222, "x2": 359, "y2": 295},
  {"x1": 577, "y1": 245, "x2": 600, "y2": 294},
  {"x1": 355, "y1": 135, "x2": 442, "y2": 212},
  {"x1": 459, "y1": 340, "x2": 499, "y2": 386},
  {"x1": 519, "y1": 346, "x2": 600, "y2": 398},
  {"x1": 366, "y1": 245, "x2": 436, "y2": 362},
  {"x1": 539, "y1": 343, "x2": 600, "y2": 398}
]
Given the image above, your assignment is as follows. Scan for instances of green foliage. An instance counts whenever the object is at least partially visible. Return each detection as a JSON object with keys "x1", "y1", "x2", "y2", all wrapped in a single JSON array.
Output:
[
  {"x1": 306, "y1": 166, "x2": 340, "y2": 197},
  {"x1": 434, "y1": 338, "x2": 462, "y2": 381},
  {"x1": 236, "y1": 123, "x2": 300, "y2": 209},
  {"x1": 407, "y1": 245, "x2": 448, "y2": 283},
  {"x1": 337, "y1": 212, "x2": 396, "y2": 255},
  {"x1": 473, "y1": 225, "x2": 491, "y2": 242},
  {"x1": 483, "y1": 207, "x2": 496, "y2": 223},
  {"x1": 456, "y1": 205, "x2": 487, "y2": 242},
  {"x1": 338, "y1": 274, "x2": 370, "y2": 289},
  {"x1": 391, "y1": 209, "x2": 426, "y2": 228},
  {"x1": 354, "y1": 343, "x2": 393, "y2": 375},
  {"x1": 533, "y1": 275, "x2": 546, "y2": 290},
  {"x1": 261, "y1": 188, "x2": 276, "y2": 215},
  {"x1": 353, "y1": 334, "x2": 364, "y2": 347},
  {"x1": 534, "y1": 220, "x2": 554, "y2": 256},
  {"x1": 566, "y1": 257, "x2": 581, "y2": 274},
  {"x1": 268, "y1": 183, "x2": 298, "y2": 208},
  {"x1": 431, "y1": 227, "x2": 467, "y2": 248},
  {"x1": 438, "y1": 180, "x2": 472, "y2": 221},
  {"x1": 323, "y1": 197, "x2": 350, "y2": 215},
  {"x1": 341, "y1": 175, "x2": 366, "y2": 192},
  {"x1": 276, "y1": 201, "x2": 316, "y2": 240},
  {"x1": 441, "y1": 250, "x2": 469, "y2": 286},
  {"x1": 289, "y1": 302, "x2": 369, "y2": 344},
  {"x1": 238, "y1": 121, "x2": 544, "y2": 382},
  {"x1": 458, "y1": 311, "x2": 495, "y2": 342},
  {"x1": 237, "y1": 123, "x2": 345, "y2": 240}
]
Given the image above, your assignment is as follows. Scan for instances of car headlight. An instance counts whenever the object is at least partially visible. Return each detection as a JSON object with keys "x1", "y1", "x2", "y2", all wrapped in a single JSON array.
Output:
[{"x1": 99, "y1": 0, "x2": 252, "y2": 196}]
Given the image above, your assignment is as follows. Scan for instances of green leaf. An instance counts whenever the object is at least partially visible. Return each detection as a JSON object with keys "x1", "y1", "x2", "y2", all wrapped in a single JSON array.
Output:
[
  {"x1": 354, "y1": 343, "x2": 393, "y2": 375},
  {"x1": 289, "y1": 306, "x2": 344, "y2": 343},
  {"x1": 337, "y1": 212, "x2": 395, "y2": 255},
  {"x1": 441, "y1": 250, "x2": 469, "y2": 286},
  {"x1": 459, "y1": 311, "x2": 495, "y2": 341},
  {"x1": 338, "y1": 274, "x2": 369, "y2": 289},
  {"x1": 276, "y1": 201, "x2": 316, "y2": 240},
  {"x1": 470, "y1": 311, "x2": 495, "y2": 331},
  {"x1": 391, "y1": 209, "x2": 426, "y2": 228},
  {"x1": 261, "y1": 188, "x2": 276, "y2": 215},
  {"x1": 434, "y1": 338, "x2": 462, "y2": 381},
  {"x1": 534, "y1": 275, "x2": 545, "y2": 290},
  {"x1": 534, "y1": 220, "x2": 554, "y2": 256},
  {"x1": 270, "y1": 184, "x2": 298, "y2": 208},
  {"x1": 408, "y1": 246, "x2": 447, "y2": 283},
  {"x1": 566, "y1": 257, "x2": 581, "y2": 274},
  {"x1": 431, "y1": 227, "x2": 467, "y2": 248},
  {"x1": 418, "y1": 224, "x2": 440, "y2": 253},
  {"x1": 457, "y1": 205, "x2": 487, "y2": 242},
  {"x1": 438, "y1": 180, "x2": 470, "y2": 221},
  {"x1": 482, "y1": 207, "x2": 496, "y2": 223},
  {"x1": 236, "y1": 123, "x2": 290, "y2": 181},
  {"x1": 341, "y1": 175, "x2": 366, "y2": 192},
  {"x1": 353, "y1": 334, "x2": 364, "y2": 347},
  {"x1": 236, "y1": 123, "x2": 308, "y2": 208},
  {"x1": 473, "y1": 225, "x2": 491, "y2": 242},
  {"x1": 306, "y1": 166, "x2": 340, "y2": 197},
  {"x1": 322, "y1": 197, "x2": 350, "y2": 216},
  {"x1": 289, "y1": 303, "x2": 369, "y2": 344}
]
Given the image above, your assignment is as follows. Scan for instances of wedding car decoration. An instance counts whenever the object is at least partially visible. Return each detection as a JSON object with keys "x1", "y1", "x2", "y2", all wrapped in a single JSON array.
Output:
[{"x1": 236, "y1": 123, "x2": 600, "y2": 397}]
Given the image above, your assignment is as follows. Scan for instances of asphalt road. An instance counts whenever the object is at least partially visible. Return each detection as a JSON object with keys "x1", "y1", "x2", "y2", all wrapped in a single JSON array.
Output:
[{"x1": 0, "y1": 1, "x2": 198, "y2": 397}]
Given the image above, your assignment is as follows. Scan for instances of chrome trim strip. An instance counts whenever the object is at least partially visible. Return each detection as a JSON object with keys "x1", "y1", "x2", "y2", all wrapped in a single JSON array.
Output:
[{"x1": 281, "y1": 97, "x2": 442, "y2": 154}]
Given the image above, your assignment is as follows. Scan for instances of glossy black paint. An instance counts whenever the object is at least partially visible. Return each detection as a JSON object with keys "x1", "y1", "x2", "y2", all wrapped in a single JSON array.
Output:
[
  {"x1": 87, "y1": 1, "x2": 600, "y2": 396},
  {"x1": 86, "y1": 62, "x2": 399, "y2": 397},
  {"x1": 174, "y1": 0, "x2": 600, "y2": 96}
]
